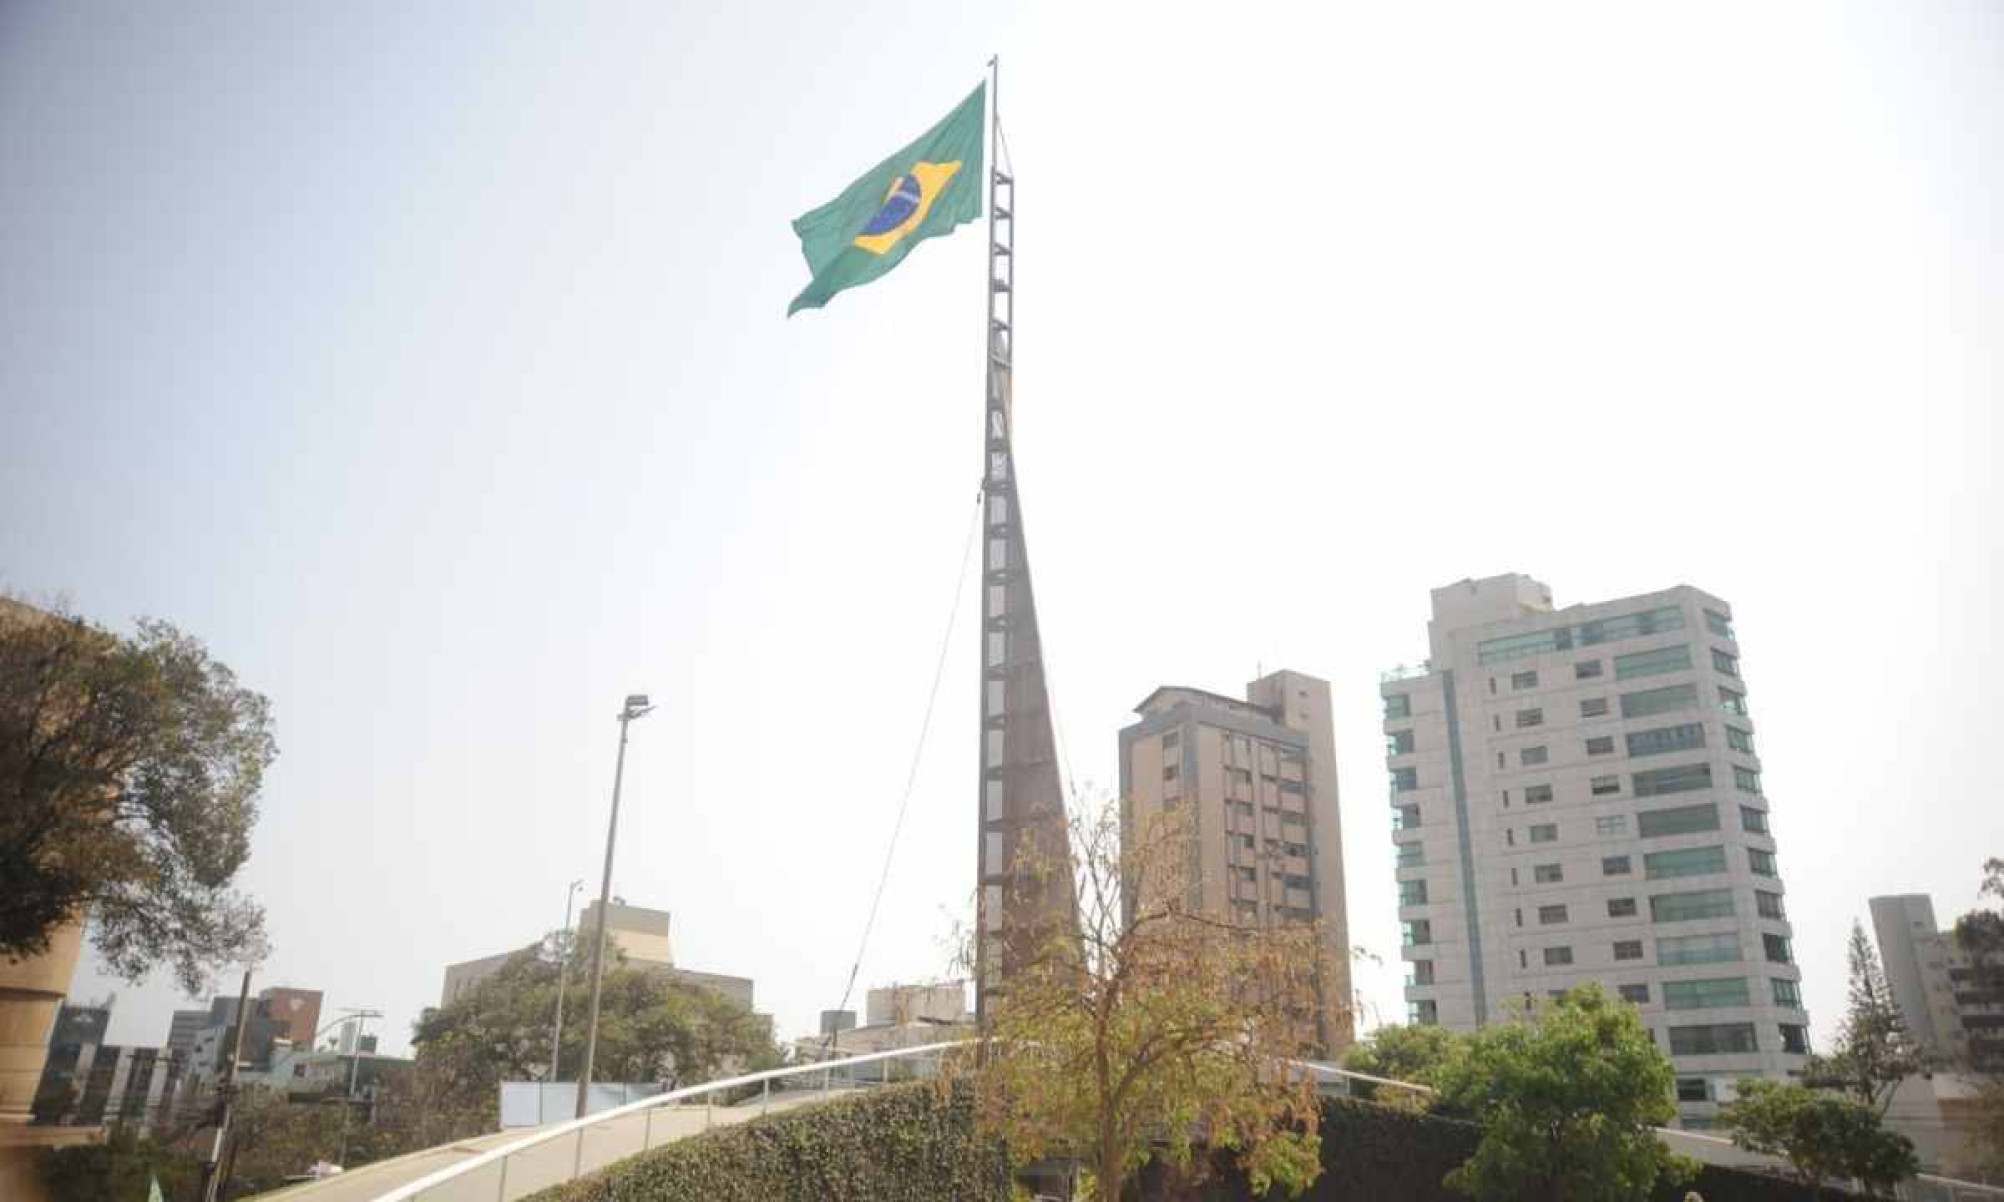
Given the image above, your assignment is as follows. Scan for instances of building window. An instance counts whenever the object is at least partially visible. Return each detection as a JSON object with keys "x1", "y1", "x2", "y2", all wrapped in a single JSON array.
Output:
[
  {"x1": 1384, "y1": 693, "x2": 1412, "y2": 720},
  {"x1": 1755, "y1": 890, "x2": 1786, "y2": 920},
  {"x1": 1733, "y1": 766, "x2": 1763, "y2": 796},
  {"x1": 1614, "y1": 983, "x2": 1649, "y2": 1006},
  {"x1": 1397, "y1": 844, "x2": 1425, "y2": 868},
  {"x1": 1576, "y1": 660, "x2": 1604, "y2": 679},
  {"x1": 1586, "y1": 736, "x2": 1615, "y2": 756},
  {"x1": 1608, "y1": 897, "x2": 1638, "y2": 918},
  {"x1": 1719, "y1": 687, "x2": 1748, "y2": 716},
  {"x1": 1580, "y1": 697, "x2": 1610, "y2": 718},
  {"x1": 1580, "y1": 605, "x2": 1687, "y2": 645},
  {"x1": 1668, "y1": 1022, "x2": 1758, "y2": 1056},
  {"x1": 1614, "y1": 644, "x2": 1693, "y2": 680},
  {"x1": 1638, "y1": 803, "x2": 1720, "y2": 838},
  {"x1": 1620, "y1": 682, "x2": 1699, "y2": 719},
  {"x1": 1534, "y1": 863, "x2": 1564, "y2": 884},
  {"x1": 1516, "y1": 708, "x2": 1545, "y2": 729},
  {"x1": 1749, "y1": 849, "x2": 1777, "y2": 877},
  {"x1": 1705, "y1": 609, "x2": 1735, "y2": 639},
  {"x1": 1525, "y1": 784, "x2": 1554, "y2": 804},
  {"x1": 1394, "y1": 805, "x2": 1420, "y2": 831},
  {"x1": 1725, "y1": 726, "x2": 1754, "y2": 753},
  {"x1": 1763, "y1": 934, "x2": 1794, "y2": 964},
  {"x1": 1613, "y1": 939, "x2": 1644, "y2": 961},
  {"x1": 1521, "y1": 746, "x2": 1549, "y2": 766},
  {"x1": 1403, "y1": 919, "x2": 1432, "y2": 946},
  {"x1": 1163, "y1": 763, "x2": 1179, "y2": 781},
  {"x1": 1712, "y1": 648, "x2": 1740, "y2": 677},
  {"x1": 1659, "y1": 932, "x2": 1741, "y2": 966},
  {"x1": 1627, "y1": 723, "x2": 1707, "y2": 758},
  {"x1": 1410, "y1": 959, "x2": 1435, "y2": 986},
  {"x1": 1511, "y1": 670, "x2": 1539, "y2": 689},
  {"x1": 1676, "y1": 1077, "x2": 1711, "y2": 1103},
  {"x1": 1544, "y1": 946, "x2": 1574, "y2": 966},
  {"x1": 1644, "y1": 845, "x2": 1728, "y2": 880},
  {"x1": 1650, "y1": 888, "x2": 1735, "y2": 923},
  {"x1": 1663, "y1": 977, "x2": 1752, "y2": 1011},
  {"x1": 1539, "y1": 904, "x2": 1569, "y2": 925},
  {"x1": 1388, "y1": 729, "x2": 1416, "y2": 756},
  {"x1": 1595, "y1": 814, "x2": 1629, "y2": 836},
  {"x1": 1780, "y1": 1023, "x2": 1810, "y2": 1054},
  {"x1": 1772, "y1": 978, "x2": 1802, "y2": 1008},
  {"x1": 1591, "y1": 775, "x2": 1622, "y2": 796},
  {"x1": 1529, "y1": 823, "x2": 1557, "y2": 844},
  {"x1": 1410, "y1": 999, "x2": 1439, "y2": 1026},
  {"x1": 1392, "y1": 767, "x2": 1418, "y2": 792},
  {"x1": 1603, "y1": 855, "x2": 1632, "y2": 876},
  {"x1": 1741, "y1": 806, "x2": 1769, "y2": 834},
  {"x1": 1632, "y1": 762, "x2": 1713, "y2": 797}
]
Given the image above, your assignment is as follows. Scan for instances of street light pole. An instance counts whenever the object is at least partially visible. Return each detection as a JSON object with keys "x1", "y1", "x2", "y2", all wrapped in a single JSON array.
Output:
[
  {"x1": 574, "y1": 694, "x2": 652, "y2": 1120},
  {"x1": 550, "y1": 878, "x2": 583, "y2": 1083}
]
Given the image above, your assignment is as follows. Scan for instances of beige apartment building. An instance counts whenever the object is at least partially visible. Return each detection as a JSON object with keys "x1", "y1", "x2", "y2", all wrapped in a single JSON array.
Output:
[
  {"x1": 1871, "y1": 894, "x2": 2004, "y2": 1075},
  {"x1": 1381, "y1": 575, "x2": 1809, "y2": 1127},
  {"x1": 1119, "y1": 669, "x2": 1353, "y2": 1053},
  {"x1": 442, "y1": 901, "x2": 753, "y2": 1010}
]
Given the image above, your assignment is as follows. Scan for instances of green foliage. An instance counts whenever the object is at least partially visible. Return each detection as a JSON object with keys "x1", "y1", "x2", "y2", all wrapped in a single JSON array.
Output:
[
  {"x1": 1339, "y1": 1024, "x2": 1467, "y2": 1102},
  {"x1": 1952, "y1": 857, "x2": 2004, "y2": 1078},
  {"x1": 1142, "y1": 1095, "x2": 1836, "y2": 1201},
  {"x1": 526, "y1": 1081, "x2": 1009, "y2": 1202},
  {"x1": 1802, "y1": 922, "x2": 1928, "y2": 1115},
  {"x1": 36, "y1": 1125, "x2": 201, "y2": 1202},
  {"x1": 1432, "y1": 984, "x2": 1695, "y2": 1202},
  {"x1": 1721, "y1": 1079, "x2": 1918, "y2": 1198},
  {"x1": 408, "y1": 934, "x2": 779, "y2": 1139},
  {"x1": 0, "y1": 599, "x2": 273, "y2": 991}
]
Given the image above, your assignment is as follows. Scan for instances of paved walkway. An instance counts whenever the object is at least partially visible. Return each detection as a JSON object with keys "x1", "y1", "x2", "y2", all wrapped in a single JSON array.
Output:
[{"x1": 250, "y1": 1089, "x2": 847, "y2": 1202}]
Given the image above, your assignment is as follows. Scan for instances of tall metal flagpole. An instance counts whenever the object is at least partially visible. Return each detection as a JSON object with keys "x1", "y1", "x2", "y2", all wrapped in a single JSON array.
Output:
[{"x1": 973, "y1": 53, "x2": 1009, "y2": 1030}]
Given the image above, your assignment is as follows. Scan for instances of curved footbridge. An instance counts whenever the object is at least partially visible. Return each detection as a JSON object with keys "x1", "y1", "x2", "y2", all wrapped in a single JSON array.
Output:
[{"x1": 254, "y1": 1046, "x2": 2004, "y2": 1202}]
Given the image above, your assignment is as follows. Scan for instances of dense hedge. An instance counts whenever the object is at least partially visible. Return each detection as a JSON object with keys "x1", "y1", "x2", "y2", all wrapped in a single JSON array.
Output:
[
  {"x1": 525, "y1": 1081, "x2": 1010, "y2": 1202},
  {"x1": 529, "y1": 1081, "x2": 1844, "y2": 1202},
  {"x1": 1137, "y1": 1096, "x2": 1849, "y2": 1202}
]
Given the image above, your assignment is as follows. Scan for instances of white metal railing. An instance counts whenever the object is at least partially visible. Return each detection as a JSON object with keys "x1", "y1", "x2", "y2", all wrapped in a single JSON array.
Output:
[{"x1": 372, "y1": 1040, "x2": 967, "y2": 1202}]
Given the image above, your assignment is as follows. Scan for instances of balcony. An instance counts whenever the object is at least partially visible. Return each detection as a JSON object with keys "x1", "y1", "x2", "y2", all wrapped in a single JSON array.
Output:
[{"x1": 1381, "y1": 661, "x2": 1433, "y2": 684}]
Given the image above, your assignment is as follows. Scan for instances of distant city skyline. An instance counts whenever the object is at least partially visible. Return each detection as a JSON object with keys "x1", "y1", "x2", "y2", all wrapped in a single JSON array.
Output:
[{"x1": 3, "y1": 1, "x2": 2000, "y2": 1056}]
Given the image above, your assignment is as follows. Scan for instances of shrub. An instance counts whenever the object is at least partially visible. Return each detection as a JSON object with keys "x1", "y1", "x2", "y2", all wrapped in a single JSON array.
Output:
[{"x1": 527, "y1": 1081, "x2": 1008, "y2": 1202}]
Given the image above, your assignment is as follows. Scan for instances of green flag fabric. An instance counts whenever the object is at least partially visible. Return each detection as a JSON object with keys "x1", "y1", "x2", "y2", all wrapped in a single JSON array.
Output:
[{"x1": 787, "y1": 83, "x2": 985, "y2": 316}]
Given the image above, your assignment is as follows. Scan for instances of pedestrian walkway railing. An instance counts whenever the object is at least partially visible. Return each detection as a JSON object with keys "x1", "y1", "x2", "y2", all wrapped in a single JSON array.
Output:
[
  {"x1": 372, "y1": 1040, "x2": 967, "y2": 1202},
  {"x1": 367, "y1": 1045, "x2": 2004, "y2": 1202}
]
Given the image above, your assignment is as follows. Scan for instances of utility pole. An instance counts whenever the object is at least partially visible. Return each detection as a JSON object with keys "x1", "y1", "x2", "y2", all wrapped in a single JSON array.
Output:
[
  {"x1": 550, "y1": 878, "x2": 583, "y2": 1083},
  {"x1": 200, "y1": 967, "x2": 254, "y2": 1202},
  {"x1": 334, "y1": 1008, "x2": 381, "y2": 1168},
  {"x1": 574, "y1": 693, "x2": 653, "y2": 1119}
]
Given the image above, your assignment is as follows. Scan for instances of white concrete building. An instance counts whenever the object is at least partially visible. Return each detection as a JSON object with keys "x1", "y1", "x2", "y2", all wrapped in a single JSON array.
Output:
[
  {"x1": 1381, "y1": 574, "x2": 1809, "y2": 1127},
  {"x1": 1870, "y1": 893, "x2": 2004, "y2": 1075}
]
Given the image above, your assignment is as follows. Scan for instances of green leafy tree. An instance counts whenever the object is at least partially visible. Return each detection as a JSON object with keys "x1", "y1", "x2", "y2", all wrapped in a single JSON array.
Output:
[
  {"x1": 407, "y1": 932, "x2": 779, "y2": 1140},
  {"x1": 0, "y1": 597, "x2": 272, "y2": 991},
  {"x1": 972, "y1": 799, "x2": 1336, "y2": 1202},
  {"x1": 35, "y1": 1124, "x2": 201, "y2": 1202},
  {"x1": 1804, "y1": 920, "x2": 1929, "y2": 1115},
  {"x1": 1341, "y1": 1023, "x2": 1466, "y2": 1090},
  {"x1": 1432, "y1": 984, "x2": 1695, "y2": 1202},
  {"x1": 1956, "y1": 857, "x2": 2004, "y2": 1173},
  {"x1": 1721, "y1": 1078, "x2": 1919, "y2": 1199}
]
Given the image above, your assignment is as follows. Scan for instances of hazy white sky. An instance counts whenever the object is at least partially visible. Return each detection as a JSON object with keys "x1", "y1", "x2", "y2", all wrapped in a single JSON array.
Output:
[{"x1": 2, "y1": 1, "x2": 1998, "y2": 1058}]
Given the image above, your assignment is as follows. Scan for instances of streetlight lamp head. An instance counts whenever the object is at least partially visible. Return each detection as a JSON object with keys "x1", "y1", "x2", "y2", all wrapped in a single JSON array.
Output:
[{"x1": 624, "y1": 693, "x2": 650, "y2": 711}]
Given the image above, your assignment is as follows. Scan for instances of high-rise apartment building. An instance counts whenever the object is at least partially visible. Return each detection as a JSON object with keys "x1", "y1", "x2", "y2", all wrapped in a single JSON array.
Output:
[
  {"x1": 1120, "y1": 669, "x2": 1353, "y2": 1052},
  {"x1": 1380, "y1": 575, "x2": 1807, "y2": 1126},
  {"x1": 1870, "y1": 894, "x2": 2004, "y2": 1074}
]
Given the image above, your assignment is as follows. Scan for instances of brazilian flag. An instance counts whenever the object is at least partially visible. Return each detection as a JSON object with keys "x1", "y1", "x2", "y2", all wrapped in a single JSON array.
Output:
[{"x1": 787, "y1": 83, "x2": 985, "y2": 316}]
